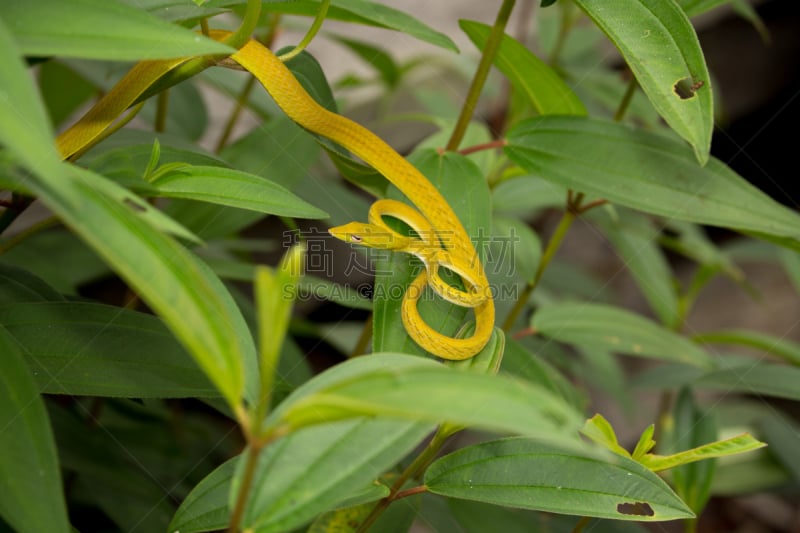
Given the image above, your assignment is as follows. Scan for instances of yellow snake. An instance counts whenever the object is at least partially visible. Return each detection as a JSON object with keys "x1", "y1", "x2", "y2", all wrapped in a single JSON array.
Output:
[{"x1": 57, "y1": 30, "x2": 495, "y2": 360}]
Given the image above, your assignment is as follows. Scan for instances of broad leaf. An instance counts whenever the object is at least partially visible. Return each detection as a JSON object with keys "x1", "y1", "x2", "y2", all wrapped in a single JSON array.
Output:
[
  {"x1": 461, "y1": 20, "x2": 586, "y2": 116},
  {"x1": 0, "y1": 330, "x2": 70, "y2": 533},
  {"x1": 150, "y1": 166, "x2": 328, "y2": 219},
  {"x1": 0, "y1": 0, "x2": 234, "y2": 59},
  {"x1": 267, "y1": 353, "x2": 583, "y2": 439},
  {"x1": 693, "y1": 329, "x2": 800, "y2": 366},
  {"x1": 0, "y1": 301, "x2": 217, "y2": 398},
  {"x1": 425, "y1": 438, "x2": 694, "y2": 521},
  {"x1": 592, "y1": 208, "x2": 679, "y2": 327},
  {"x1": 532, "y1": 302, "x2": 712, "y2": 368},
  {"x1": 573, "y1": 0, "x2": 712, "y2": 162},
  {"x1": 505, "y1": 116, "x2": 800, "y2": 244},
  {"x1": 695, "y1": 363, "x2": 800, "y2": 401},
  {"x1": 250, "y1": 0, "x2": 458, "y2": 52},
  {"x1": 171, "y1": 420, "x2": 432, "y2": 532}
]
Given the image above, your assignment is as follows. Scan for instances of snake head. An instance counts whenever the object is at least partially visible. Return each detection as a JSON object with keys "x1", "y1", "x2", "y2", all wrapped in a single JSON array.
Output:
[{"x1": 329, "y1": 222, "x2": 408, "y2": 250}]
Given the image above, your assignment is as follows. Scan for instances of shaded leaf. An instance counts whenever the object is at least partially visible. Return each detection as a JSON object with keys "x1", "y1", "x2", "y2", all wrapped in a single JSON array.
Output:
[
  {"x1": 533, "y1": 302, "x2": 712, "y2": 367},
  {"x1": 0, "y1": 301, "x2": 217, "y2": 398},
  {"x1": 0, "y1": 330, "x2": 69, "y2": 533},
  {"x1": 425, "y1": 438, "x2": 694, "y2": 521},
  {"x1": 505, "y1": 117, "x2": 800, "y2": 244},
  {"x1": 695, "y1": 362, "x2": 800, "y2": 401}
]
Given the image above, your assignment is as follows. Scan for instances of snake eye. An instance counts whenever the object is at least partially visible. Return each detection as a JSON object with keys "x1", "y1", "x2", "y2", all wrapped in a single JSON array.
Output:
[{"x1": 350, "y1": 234, "x2": 362, "y2": 243}]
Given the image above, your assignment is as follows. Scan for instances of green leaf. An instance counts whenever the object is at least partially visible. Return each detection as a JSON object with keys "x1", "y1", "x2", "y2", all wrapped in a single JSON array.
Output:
[
  {"x1": 0, "y1": 16, "x2": 61, "y2": 180},
  {"x1": 333, "y1": 37, "x2": 399, "y2": 87},
  {"x1": 460, "y1": 20, "x2": 586, "y2": 116},
  {"x1": 758, "y1": 411, "x2": 800, "y2": 483},
  {"x1": 253, "y1": 0, "x2": 458, "y2": 52},
  {"x1": 505, "y1": 116, "x2": 800, "y2": 243},
  {"x1": 0, "y1": 0, "x2": 234, "y2": 59},
  {"x1": 532, "y1": 302, "x2": 713, "y2": 368},
  {"x1": 693, "y1": 329, "x2": 800, "y2": 366},
  {"x1": 492, "y1": 175, "x2": 567, "y2": 218},
  {"x1": 580, "y1": 414, "x2": 631, "y2": 457},
  {"x1": 572, "y1": 0, "x2": 712, "y2": 162},
  {"x1": 39, "y1": 60, "x2": 95, "y2": 128},
  {"x1": 500, "y1": 337, "x2": 586, "y2": 411},
  {"x1": 0, "y1": 329, "x2": 70, "y2": 533},
  {"x1": 373, "y1": 149, "x2": 491, "y2": 356},
  {"x1": 13, "y1": 162, "x2": 254, "y2": 408},
  {"x1": 150, "y1": 165, "x2": 329, "y2": 219},
  {"x1": 695, "y1": 362, "x2": 800, "y2": 401},
  {"x1": 640, "y1": 433, "x2": 766, "y2": 473},
  {"x1": 491, "y1": 216, "x2": 541, "y2": 285},
  {"x1": 172, "y1": 420, "x2": 432, "y2": 532},
  {"x1": 0, "y1": 263, "x2": 66, "y2": 304},
  {"x1": 168, "y1": 458, "x2": 236, "y2": 533},
  {"x1": 425, "y1": 437, "x2": 694, "y2": 521},
  {"x1": 0, "y1": 301, "x2": 218, "y2": 398},
  {"x1": 268, "y1": 353, "x2": 583, "y2": 439},
  {"x1": 239, "y1": 421, "x2": 428, "y2": 532},
  {"x1": 591, "y1": 208, "x2": 679, "y2": 327},
  {"x1": 661, "y1": 389, "x2": 716, "y2": 512}
]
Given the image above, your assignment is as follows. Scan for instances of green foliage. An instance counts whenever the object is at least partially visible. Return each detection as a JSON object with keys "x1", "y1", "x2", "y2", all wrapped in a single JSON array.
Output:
[{"x1": 0, "y1": 1, "x2": 793, "y2": 532}]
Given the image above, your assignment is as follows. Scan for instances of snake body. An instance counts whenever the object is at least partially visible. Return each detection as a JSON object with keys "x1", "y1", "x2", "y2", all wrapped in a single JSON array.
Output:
[{"x1": 57, "y1": 30, "x2": 495, "y2": 360}]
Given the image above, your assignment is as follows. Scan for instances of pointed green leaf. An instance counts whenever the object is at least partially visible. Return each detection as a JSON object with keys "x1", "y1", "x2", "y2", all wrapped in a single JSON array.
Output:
[
  {"x1": 581, "y1": 414, "x2": 630, "y2": 457},
  {"x1": 172, "y1": 420, "x2": 431, "y2": 532},
  {"x1": 591, "y1": 208, "x2": 679, "y2": 328},
  {"x1": 240, "y1": 420, "x2": 431, "y2": 532},
  {"x1": 269, "y1": 353, "x2": 582, "y2": 439},
  {"x1": 693, "y1": 329, "x2": 800, "y2": 366},
  {"x1": 532, "y1": 302, "x2": 713, "y2": 368},
  {"x1": 150, "y1": 165, "x2": 328, "y2": 219},
  {"x1": 573, "y1": 0, "x2": 712, "y2": 162},
  {"x1": 0, "y1": 0, "x2": 234, "y2": 59},
  {"x1": 632, "y1": 425, "x2": 657, "y2": 461},
  {"x1": 425, "y1": 438, "x2": 695, "y2": 521},
  {"x1": 505, "y1": 116, "x2": 800, "y2": 243},
  {"x1": 0, "y1": 302, "x2": 217, "y2": 398},
  {"x1": 0, "y1": 329, "x2": 69, "y2": 533},
  {"x1": 254, "y1": 0, "x2": 458, "y2": 52},
  {"x1": 695, "y1": 362, "x2": 800, "y2": 401},
  {"x1": 641, "y1": 433, "x2": 766, "y2": 473},
  {"x1": 0, "y1": 263, "x2": 65, "y2": 304},
  {"x1": 333, "y1": 37, "x2": 399, "y2": 87},
  {"x1": 460, "y1": 20, "x2": 586, "y2": 116}
]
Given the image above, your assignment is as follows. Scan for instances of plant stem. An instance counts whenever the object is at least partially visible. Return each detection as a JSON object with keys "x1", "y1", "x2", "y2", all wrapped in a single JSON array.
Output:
[
  {"x1": 215, "y1": 75, "x2": 257, "y2": 153},
  {"x1": 613, "y1": 76, "x2": 638, "y2": 122},
  {"x1": 392, "y1": 485, "x2": 427, "y2": 500},
  {"x1": 445, "y1": 0, "x2": 517, "y2": 151},
  {"x1": 356, "y1": 429, "x2": 449, "y2": 532},
  {"x1": 278, "y1": 0, "x2": 330, "y2": 61},
  {"x1": 227, "y1": 444, "x2": 261, "y2": 533},
  {"x1": 502, "y1": 204, "x2": 577, "y2": 331},
  {"x1": 571, "y1": 516, "x2": 592, "y2": 533},
  {"x1": 0, "y1": 216, "x2": 59, "y2": 253},
  {"x1": 224, "y1": 0, "x2": 262, "y2": 50},
  {"x1": 458, "y1": 138, "x2": 508, "y2": 156},
  {"x1": 349, "y1": 313, "x2": 373, "y2": 357},
  {"x1": 155, "y1": 90, "x2": 169, "y2": 133}
]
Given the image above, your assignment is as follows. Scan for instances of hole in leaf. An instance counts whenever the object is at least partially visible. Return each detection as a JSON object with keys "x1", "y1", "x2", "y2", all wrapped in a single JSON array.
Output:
[
  {"x1": 617, "y1": 501, "x2": 655, "y2": 516},
  {"x1": 673, "y1": 77, "x2": 704, "y2": 100}
]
